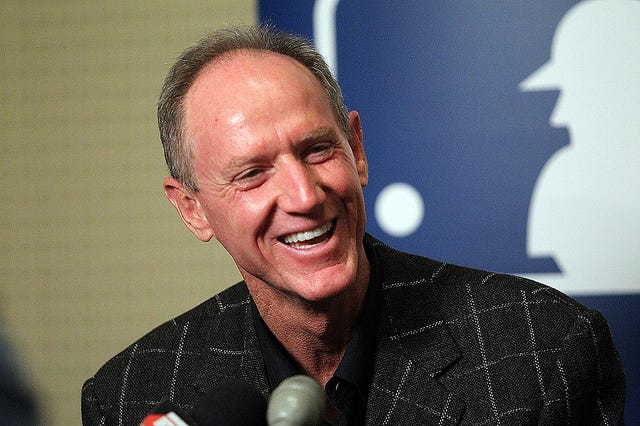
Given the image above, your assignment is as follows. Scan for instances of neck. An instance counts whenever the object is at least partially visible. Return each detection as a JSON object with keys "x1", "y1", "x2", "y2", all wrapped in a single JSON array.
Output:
[{"x1": 248, "y1": 266, "x2": 370, "y2": 385}]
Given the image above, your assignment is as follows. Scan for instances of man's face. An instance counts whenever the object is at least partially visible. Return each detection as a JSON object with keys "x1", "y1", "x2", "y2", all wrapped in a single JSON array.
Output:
[{"x1": 168, "y1": 51, "x2": 369, "y2": 303}]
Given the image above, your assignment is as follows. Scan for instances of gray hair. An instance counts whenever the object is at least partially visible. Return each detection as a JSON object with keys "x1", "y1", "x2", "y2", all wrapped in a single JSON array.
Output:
[{"x1": 157, "y1": 25, "x2": 350, "y2": 191}]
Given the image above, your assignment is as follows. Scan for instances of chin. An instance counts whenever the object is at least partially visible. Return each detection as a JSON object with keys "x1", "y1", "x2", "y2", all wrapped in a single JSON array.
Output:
[{"x1": 293, "y1": 270, "x2": 358, "y2": 303}]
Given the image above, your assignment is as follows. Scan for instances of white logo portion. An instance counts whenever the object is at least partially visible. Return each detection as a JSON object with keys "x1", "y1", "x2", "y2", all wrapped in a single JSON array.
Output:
[
  {"x1": 375, "y1": 183, "x2": 425, "y2": 238},
  {"x1": 313, "y1": 0, "x2": 342, "y2": 78},
  {"x1": 520, "y1": 0, "x2": 640, "y2": 295}
]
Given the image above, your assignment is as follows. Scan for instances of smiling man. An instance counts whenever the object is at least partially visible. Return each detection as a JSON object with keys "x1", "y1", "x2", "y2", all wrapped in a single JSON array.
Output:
[
  {"x1": 82, "y1": 26, "x2": 625, "y2": 425},
  {"x1": 164, "y1": 48, "x2": 370, "y2": 389}
]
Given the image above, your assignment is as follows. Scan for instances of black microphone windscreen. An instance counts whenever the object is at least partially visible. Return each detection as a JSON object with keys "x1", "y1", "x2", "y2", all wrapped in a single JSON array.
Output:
[{"x1": 189, "y1": 381, "x2": 267, "y2": 426}]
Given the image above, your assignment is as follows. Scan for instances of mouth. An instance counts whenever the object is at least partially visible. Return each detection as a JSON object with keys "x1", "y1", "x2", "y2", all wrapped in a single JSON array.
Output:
[{"x1": 279, "y1": 220, "x2": 336, "y2": 249}]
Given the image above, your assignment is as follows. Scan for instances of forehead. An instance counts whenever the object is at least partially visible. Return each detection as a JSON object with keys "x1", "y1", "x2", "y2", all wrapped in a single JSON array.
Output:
[
  {"x1": 186, "y1": 50, "x2": 325, "y2": 113},
  {"x1": 183, "y1": 50, "x2": 336, "y2": 151}
]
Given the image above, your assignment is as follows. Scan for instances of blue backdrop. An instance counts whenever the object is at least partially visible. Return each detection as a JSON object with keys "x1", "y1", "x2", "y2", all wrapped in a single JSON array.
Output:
[{"x1": 259, "y1": 1, "x2": 639, "y2": 422}]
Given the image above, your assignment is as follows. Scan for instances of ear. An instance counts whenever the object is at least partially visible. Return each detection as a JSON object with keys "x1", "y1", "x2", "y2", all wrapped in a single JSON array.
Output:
[
  {"x1": 348, "y1": 110, "x2": 368, "y2": 187},
  {"x1": 163, "y1": 177, "x2": 215, "y2": 242}
]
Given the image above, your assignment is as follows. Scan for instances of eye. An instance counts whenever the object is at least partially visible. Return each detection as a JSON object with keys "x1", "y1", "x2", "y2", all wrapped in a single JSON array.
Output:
[
  {"x1": 238, "y1": 168, "x2": 262, "y2": 180},
  {"x1": 305, "y1": 142, "x2": 334, "y2": 163},
  {"x1": 234, "y1": 167, "x2": 267, "y2": 190}
]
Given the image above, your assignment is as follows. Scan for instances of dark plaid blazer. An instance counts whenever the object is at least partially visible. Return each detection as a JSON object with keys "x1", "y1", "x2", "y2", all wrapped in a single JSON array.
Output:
[{"x1": 82, "y1": 235, "x2": 625, "y2": 425}]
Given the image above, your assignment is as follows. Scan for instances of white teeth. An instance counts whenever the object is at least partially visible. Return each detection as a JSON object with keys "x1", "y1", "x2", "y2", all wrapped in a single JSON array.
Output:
[{"x1": 282, "y1": 222, "x2": 333, "y2": 245}]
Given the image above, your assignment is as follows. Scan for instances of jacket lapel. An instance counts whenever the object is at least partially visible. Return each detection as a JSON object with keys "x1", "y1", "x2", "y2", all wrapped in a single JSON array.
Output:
[
  {"x1": 368, "y1": 314, "x2": 466, "y2": 424},
  {"x1": 367, "y1": 238, "x2": 466, "y2": 424}
]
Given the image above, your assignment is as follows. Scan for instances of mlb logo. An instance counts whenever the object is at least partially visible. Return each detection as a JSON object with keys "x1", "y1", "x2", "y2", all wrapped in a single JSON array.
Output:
[{"x1": 259, "y1": 1, "x2": 639, "y2": 422}]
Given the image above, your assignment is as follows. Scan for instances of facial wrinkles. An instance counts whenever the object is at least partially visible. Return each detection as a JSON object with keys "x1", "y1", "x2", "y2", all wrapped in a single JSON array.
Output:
[
  {"x1": 190, "y1": 114, "x2": 269, "y2": 195},
  {"x1": 229, "y1": 124, "x2": 340, "y2": 197},
  {"x1": 194, "y1": 134, "x2": 359, "y2": 241}
]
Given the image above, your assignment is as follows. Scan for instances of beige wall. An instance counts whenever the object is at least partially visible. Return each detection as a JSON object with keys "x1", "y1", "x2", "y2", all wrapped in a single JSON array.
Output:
[{"x1": 0, "y1": 1, "x2": 255, "y2": 424}]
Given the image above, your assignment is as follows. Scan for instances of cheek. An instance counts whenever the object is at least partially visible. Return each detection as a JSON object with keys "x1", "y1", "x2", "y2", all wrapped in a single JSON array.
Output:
[
  {"x1": 205, "y1": 191, "x2": 275, "y2": 239},
  {"x1": 323, "y1": 159, "x2": 363, "y2": 195}
]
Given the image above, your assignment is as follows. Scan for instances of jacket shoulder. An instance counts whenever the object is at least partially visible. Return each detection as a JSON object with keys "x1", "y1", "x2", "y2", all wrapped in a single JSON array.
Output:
[
  {"x1": 368, "y1": 236, "x2": 625, "y2": 423},
  {"x1": 368, "y1": 233, "x2": 589, "y2": 317},
  {"x1": 82, "y1": 282, "x2": 251, "y2": 425}
]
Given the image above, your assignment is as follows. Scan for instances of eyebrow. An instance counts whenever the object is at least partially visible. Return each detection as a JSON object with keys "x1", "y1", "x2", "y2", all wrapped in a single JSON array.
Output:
[
  {"x1": 220, "y1": 126, "x2": 341, "y2": 178},
  {"x1": 299, "y1": 127, "x2": 340, "y2": 144}
]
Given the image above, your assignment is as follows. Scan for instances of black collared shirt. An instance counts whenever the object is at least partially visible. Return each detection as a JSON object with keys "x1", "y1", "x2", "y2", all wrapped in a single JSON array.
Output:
[{"x1": 252, "y1": 244, "x2": 382, "y2": 425}]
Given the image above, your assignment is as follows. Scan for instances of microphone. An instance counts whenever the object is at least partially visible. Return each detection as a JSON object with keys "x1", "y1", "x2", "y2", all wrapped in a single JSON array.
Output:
[
  {"x1": 267, "y1": 375, "x2": 325, "y2": 426},
  {"x1": 140, "y1": 399, "x2": 194, "y2": 426},
  {"x1": 140, "y1": 376, "x2": 324, "y2": 426}
]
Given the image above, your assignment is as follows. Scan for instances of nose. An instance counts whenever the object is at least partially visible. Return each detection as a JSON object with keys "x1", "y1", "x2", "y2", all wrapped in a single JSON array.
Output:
[{"x1": 276, "y1": 161, "x2": 325, "y2": 213}]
